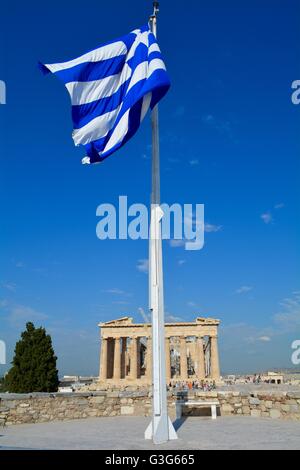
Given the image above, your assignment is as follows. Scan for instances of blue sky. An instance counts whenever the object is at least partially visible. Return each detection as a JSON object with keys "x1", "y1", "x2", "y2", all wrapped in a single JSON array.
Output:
[{"x1": 1, "y1": 0, "x2": 300, "y2": 376}]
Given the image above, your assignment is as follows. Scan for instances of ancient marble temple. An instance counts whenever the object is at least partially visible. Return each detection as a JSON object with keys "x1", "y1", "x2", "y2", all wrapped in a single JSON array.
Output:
[{"x1": 98, "y1": 316, "x2": 221, "y2": 385}]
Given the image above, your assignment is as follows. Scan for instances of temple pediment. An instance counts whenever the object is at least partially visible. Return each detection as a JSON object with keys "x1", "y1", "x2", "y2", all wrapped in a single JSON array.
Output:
[
  {"x1": 99, "y1": 316, "x2": 220, "y2": 332},
  {"x1": 101, "y1": 317, "x2": 133, "y2": 326},
  {"x1": 196, "y1": 317, "x2": 220, "y2": 325}
]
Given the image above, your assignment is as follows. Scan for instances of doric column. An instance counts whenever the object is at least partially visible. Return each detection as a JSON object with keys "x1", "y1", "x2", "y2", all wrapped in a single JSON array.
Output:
[
  {"x1": 130, "y1": 337, "x2": 138, "y2": 380},
  {"x1": 165, "y1": 337, "x2": 171, "y2": 383},
  {"x1": 137, "y1": 337, "x2": 141, "y2": 379},
  {"x1": 100, "y1": 337, "x2": 108, "y2": 381},
  {"x1": 113, "y1": 337, "x2": 121, "y2": 380},
  {"x1": 107, "y1": 339, "x2": 114, "y2": 378},
  {"x1": 210, "y1": 335, "x2": 220, "y2": 380},
  {"x1": 125, "y1": 349, "x2": 129, "y2": 376},
  {"x1": 146, "y1": 337, "x2": 152, "y2": 382},
  {"x1": 121, "y1": 337, "x2": 127, "y2": 379},
  {"x1": 180, "y1": 336, "x2": 188, "y2": 379},
  {"x1": 196, "y1": 336, "x2": 206, "y2": 379}
]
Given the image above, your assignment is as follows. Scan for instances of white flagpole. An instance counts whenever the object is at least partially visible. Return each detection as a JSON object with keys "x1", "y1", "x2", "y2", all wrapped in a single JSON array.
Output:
[{"x1": 144, "y1": 1, "x2": 178, "y2": 444}]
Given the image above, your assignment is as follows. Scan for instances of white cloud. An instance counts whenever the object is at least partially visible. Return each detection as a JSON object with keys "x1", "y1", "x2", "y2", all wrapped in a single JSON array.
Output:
[
  {"x1": 235, "y1": 285, "x2": 253, "y2": 294},
  {"x1": 169, "y1": 239, "x2": 186, "y2": 248},
  {"x1": 260, "y1": 204, "x2": 284, "y2": 225},
  {"x1": 168, "y1": 213, "x2": 221, "y2": 251},
  {"x1": 103, "y1": 288, "x2": 132, "y2": 299},
  {"x1": 8, "y1": 305, "x2": 48, "y2": 328},
  {"x1": 165, "y1": 314, "x2": 185, "y2": 322},
  {"x1": 169, "y1": 238, "x2": 204, "y2": 250},
  {"x1": 103, "y1": 288, "x2": 126, "y2": 295},
  {"x1": 261, "y1": 212, "x2": 273, "y2": 224},
  {"x1": 184, "y1": 212, "x2": 201, "y2": 230},
  {"x1": 138, "y1": 307, "x2": 150, "y2": 323},
  {"x1": 201, "y1": 114, "x2": 234, "y2": 140},
  {"x1": 1, "y1": 282, "x2": 17, "y2": 292},
  {"x1": 204, "y1": 223, "x2": 222, "y2": 233},
  {"x1": 202, "y1": 114, "x2": 214, "y2": 123},
  {"x1": 245, "y1": 333, "x2": 274, "y2": 345},
  {"x1": 258, "y1": 336, "x2": 271, "y2": 342},
  {"x1": 137, "y1": 259, "x2": 149, "y2": 274},
  {"x1": 15, "y1": 261, "x2": 25, "y2": 268},
  {"x1": 273, "y1": 291, "x2": 300, "y2": 330},
  {"x1": 222, "y1": 290, "x2": 300, "y2": 351},
  {"x1": 185, "y1": 212, "x2": 222, "y2": 233},
  {"x1": 0, "y1": 299, "x2": 9, "y2": 308},
  {"x1": 221, "y1": 323, "x2": 274, "y2": 350},
  {"x1": 0, "y1": 299, "x2": 49, "y2": 328},
  {"x1": 187, "y1": 301, "x2": 197, "y2": 307}
]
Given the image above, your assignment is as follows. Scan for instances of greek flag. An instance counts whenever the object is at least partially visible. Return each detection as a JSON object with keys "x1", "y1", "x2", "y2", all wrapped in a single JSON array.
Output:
[{"x1": 39, "y1": 24, "x2": 170, "y2": 164}]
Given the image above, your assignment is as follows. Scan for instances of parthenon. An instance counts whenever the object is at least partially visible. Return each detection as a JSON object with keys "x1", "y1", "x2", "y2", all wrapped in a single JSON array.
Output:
[{"x1": 98, "y1": 316, "x2": 221, "y2": 384}]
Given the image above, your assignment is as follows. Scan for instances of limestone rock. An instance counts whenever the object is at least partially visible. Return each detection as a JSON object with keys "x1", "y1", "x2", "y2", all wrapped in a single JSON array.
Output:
[
  {"x1": 242, "y1": 406, "x2": 250, "y2": 414},
  {"x1": 120, "y1": 406, "x2": 134, "y2": 415},
  {"x1": 221, "y1": 404, "x2": 233, "y2": 414},
  {"x1": 250, "y1": 409, "x2": 261, "y2": 417},
  {"x1": 249, "y1": 397, "x2": 261, "y2": 406},
  {"x1": 90, "y1": 396, "x2": 105, "y2": 404},
  {"x1": 270, "y1": 409, "x2": 281, "y2": 419}
]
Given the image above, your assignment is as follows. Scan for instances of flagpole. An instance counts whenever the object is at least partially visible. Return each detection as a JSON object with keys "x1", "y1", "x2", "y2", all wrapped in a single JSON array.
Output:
[{"x1": 145, "y1": 1, "x2": 178, "y2": 444}]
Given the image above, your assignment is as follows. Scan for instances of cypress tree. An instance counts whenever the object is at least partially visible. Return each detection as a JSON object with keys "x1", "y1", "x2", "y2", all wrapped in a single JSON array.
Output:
[
  {"x1": 0, "y1": 376, "x2": 7, "y2": 392},
  {"x1": 5, "y1": 322, "x2": 59, "y2": 393}
]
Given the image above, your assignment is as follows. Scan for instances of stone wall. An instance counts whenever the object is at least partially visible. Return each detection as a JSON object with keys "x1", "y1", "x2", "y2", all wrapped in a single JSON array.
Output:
[
  {"x1": 1, "y1": 389, "x2": 300, "y2": 425},
  {"x1": 205, "y1": 390, "x2": 300, "y2": 420}
]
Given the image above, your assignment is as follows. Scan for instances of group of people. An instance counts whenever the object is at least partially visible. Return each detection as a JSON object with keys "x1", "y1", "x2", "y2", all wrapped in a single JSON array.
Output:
[
  {"x1": 168, "y1": 380, "x2": 217, "y2": 391},
  {"x1": 244, "y1": 374, "x2": 262, "y2": 384}
]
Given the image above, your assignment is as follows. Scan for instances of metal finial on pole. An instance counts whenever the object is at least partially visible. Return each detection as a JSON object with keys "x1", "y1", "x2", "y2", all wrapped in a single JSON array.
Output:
[
  {"x1": 152, "y1": 1, "x2": 159, "y2": 16},
  {"x1": 145, "y1": 2, "x2": 178, "y2": 445}
]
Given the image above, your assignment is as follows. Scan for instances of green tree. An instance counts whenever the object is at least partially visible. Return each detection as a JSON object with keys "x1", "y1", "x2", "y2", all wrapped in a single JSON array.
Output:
[
  {"x1": 5, "y1": 322, "x2": 59, "y2": 393},
  {"x1": 0, "y1": 376, "x2": 8, "y2": 392}
]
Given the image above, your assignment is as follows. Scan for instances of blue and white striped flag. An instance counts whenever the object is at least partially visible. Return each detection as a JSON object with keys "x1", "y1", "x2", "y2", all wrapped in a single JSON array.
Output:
[{"x1": 39, "y1": 24, "x2": 170, "y2": 164}]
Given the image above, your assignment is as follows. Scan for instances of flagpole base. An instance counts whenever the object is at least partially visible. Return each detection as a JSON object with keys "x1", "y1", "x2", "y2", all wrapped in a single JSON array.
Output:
[{"x1": 145, "y1": 415, "x2": 178, "y2": 444}]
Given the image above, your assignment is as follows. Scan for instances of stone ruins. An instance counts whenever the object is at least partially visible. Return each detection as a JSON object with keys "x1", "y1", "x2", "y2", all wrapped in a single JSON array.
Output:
[{"x1": 98, "y1": 316, "x2": 221, "y2": 385}]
